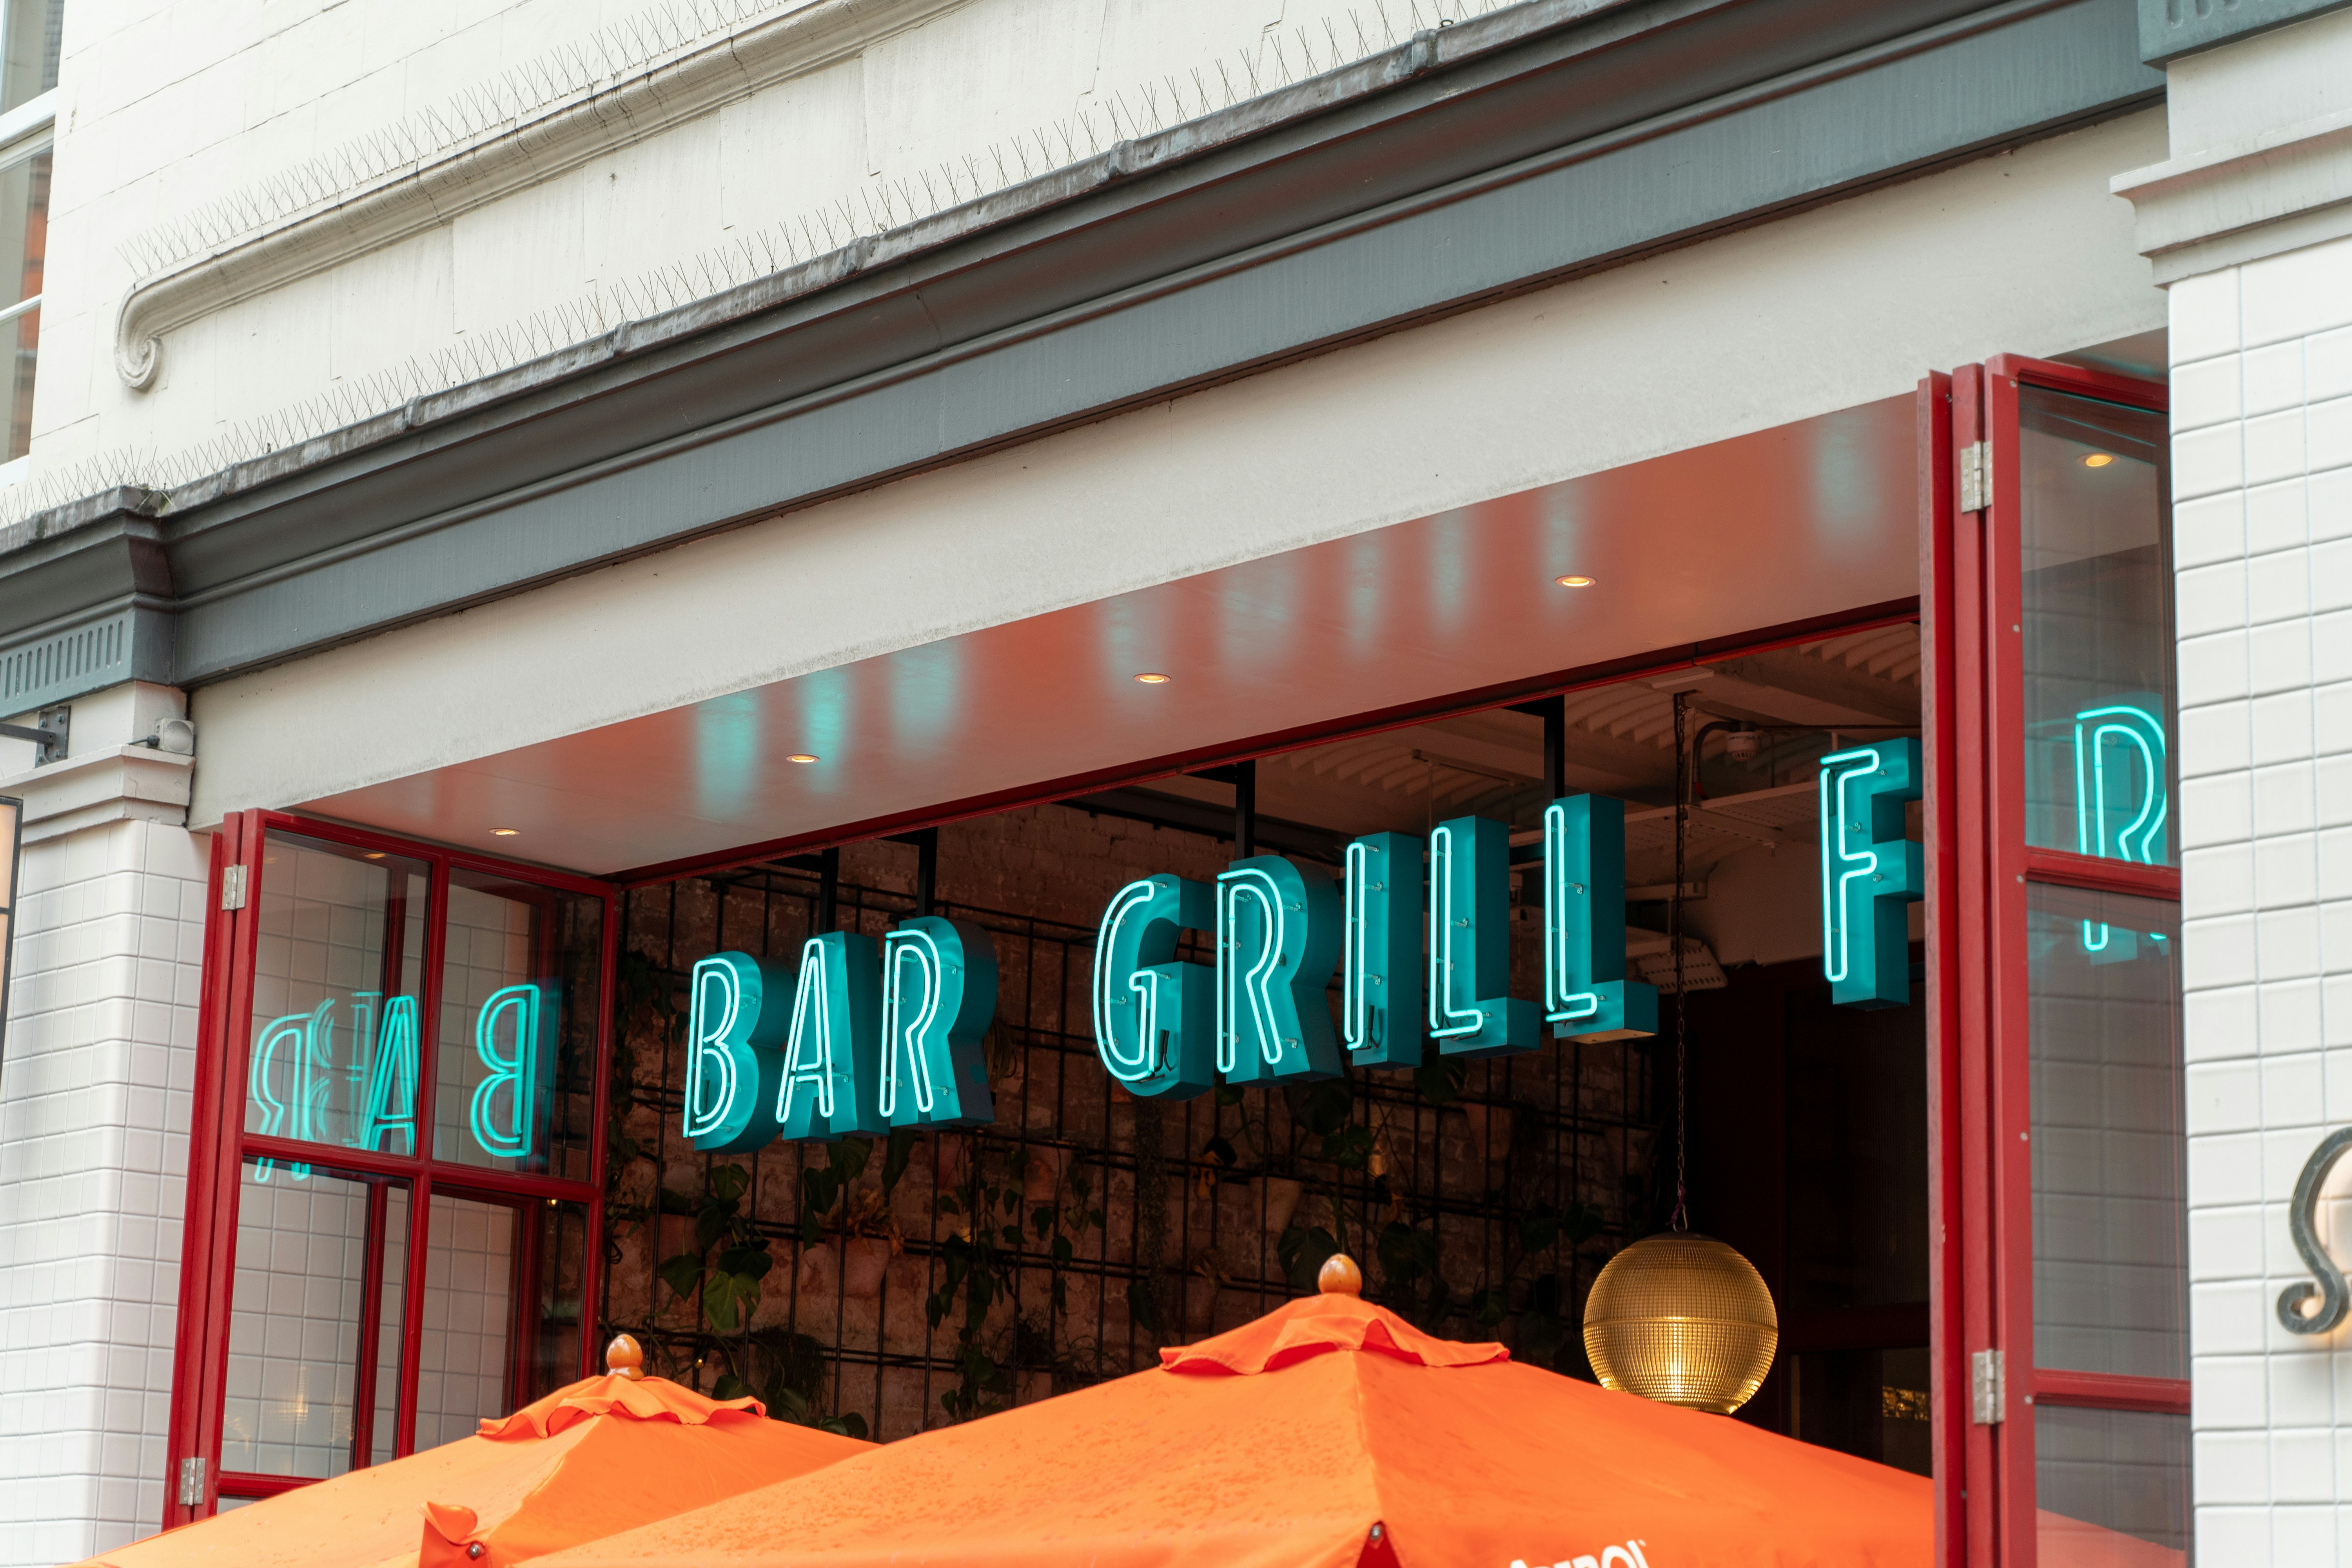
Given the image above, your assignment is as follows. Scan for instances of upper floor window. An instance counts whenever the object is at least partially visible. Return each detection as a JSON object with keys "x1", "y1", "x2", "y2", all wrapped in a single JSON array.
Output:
[{"x1": 0, "y1": 0, "x2": 60, "y2": 461}]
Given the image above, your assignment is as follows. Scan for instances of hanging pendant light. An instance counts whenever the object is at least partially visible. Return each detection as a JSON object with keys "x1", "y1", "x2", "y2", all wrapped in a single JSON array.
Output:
[
  {"x1": 1581, "y1": 691, "x2": 1777, "y2": 1415},
  {"x1": 1582, "y1": 1232, "x2": 1778, "y2": 1413}
]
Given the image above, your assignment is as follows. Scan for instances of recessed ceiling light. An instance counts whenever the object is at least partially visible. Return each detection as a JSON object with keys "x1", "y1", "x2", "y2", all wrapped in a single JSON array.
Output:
[
  {"x1": 2081, "y1": 452, "x2": 2114, "y2": 468},
  {"x1": 362, "y1": 851, "x2": 386, "y2": 860},
  {"x1": 1134, "y1": 672, "x2": 1171, "y2": 684},
  {"x1": 1555, "y1": 575, "x2": 1596, "y2": 588},
  {"x1": 786, "y1": 753, "x2": 819, "y2": 764},
  {"x1": 492, "y1": 828, "x2": 519, "y2": 837}
]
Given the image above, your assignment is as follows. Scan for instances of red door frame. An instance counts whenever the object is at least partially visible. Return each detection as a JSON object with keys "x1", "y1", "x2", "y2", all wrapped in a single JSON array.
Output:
[
  {"x1": 163, "y1": 809, "x2": 619, "y2": 1528},
  {"x1": 1927, "y1": 356, "x2": 2185, "y2": 1568}
]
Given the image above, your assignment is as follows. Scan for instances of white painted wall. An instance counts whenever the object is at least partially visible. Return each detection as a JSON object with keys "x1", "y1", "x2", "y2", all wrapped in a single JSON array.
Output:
[
  {"x1": 187, "y1": 106, "x2": 2170, "y2": 832},
  {"x1": 31, "y1": 0, "x2": 1415, "y2": 491}
]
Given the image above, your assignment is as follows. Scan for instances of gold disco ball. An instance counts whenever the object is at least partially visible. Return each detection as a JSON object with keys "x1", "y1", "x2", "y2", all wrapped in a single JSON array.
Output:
[{"x1": 1582, "y1": 1232, "x2": 1778, "y2": 1414}]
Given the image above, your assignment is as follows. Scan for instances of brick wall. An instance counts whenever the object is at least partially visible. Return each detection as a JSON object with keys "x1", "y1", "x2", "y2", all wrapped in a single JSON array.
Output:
[
  {"x1": 2170, "y1": 230, "x2": 2352, "y2": 1563},
  {"x1": 0, "y1": 819, "x2": 211, "y2": 1566}
]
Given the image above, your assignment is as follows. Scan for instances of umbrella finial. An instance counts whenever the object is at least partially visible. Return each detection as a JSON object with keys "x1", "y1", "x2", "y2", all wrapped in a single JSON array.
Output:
[
  {"x1": 1317, "y1": 1254, "x2": 1363, "y2": 1296},
  {"x1": 605, "y1": 1333, "x2": 646, "y2": 1380}
]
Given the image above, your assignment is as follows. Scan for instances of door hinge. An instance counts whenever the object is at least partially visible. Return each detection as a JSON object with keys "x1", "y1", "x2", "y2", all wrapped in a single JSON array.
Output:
[
  {"x1": 177, "y1": 1455, "x2": 207, "y2": 1507},
  {"x1": 220, "y1": 864, "x2": 249, "y2": 911},
  {"x1": 1957, "y1": 441, "x2": 1990, "y2": 513},
  {"x1": 1971, "y1": 1348, "x2": 2005, "y2": 1425}
]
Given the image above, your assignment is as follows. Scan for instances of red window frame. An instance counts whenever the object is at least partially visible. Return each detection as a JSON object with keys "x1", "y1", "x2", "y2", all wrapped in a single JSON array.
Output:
[
  {"x1": 1926, "y1": 356, "x2": 2183, "y2": 1568},
  {"x1": 163, "y1": 809, "x2": 618, "y2": 1528}
]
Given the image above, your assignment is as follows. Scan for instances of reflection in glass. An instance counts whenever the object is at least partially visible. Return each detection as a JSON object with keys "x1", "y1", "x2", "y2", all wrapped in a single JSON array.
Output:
[
  {"x1": 247, "y1": 833, "x2": 429, "y2": 1161},
  {"x1": 0, "y1": 148, "x2": 44, "y2": 461},
  {"x1": 1787, "y1": 1346, "x2": 1932, "y2": 1477},
  {"x1": 1783, "y1": 985, "x2": 1928, "y2": 1315},
  {"x1": 1, "y1": 0, "x2": 61, "y2": 114},
  {"x1": 2036, "y1": 1406, "x2": 2190, "y2": 1559},
  {"x1": 433, "y1": 872, "x2": 602, "y2": 1176},
  {"x1": 2028, "y1": 886, "x2": 2185, "y2": 1380},
  {"x1": 221, "y1": 1161, "x2": 406, "y2": 1479},
  {"x1": 416, "y1": 1195, "x2": 518, "y2": 1447},
  {"x1": 2018, "y1": 388, "x2": 2173, "y2": 865}
]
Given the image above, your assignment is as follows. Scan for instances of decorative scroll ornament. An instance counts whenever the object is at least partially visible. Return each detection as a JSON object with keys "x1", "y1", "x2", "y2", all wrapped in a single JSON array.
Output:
[{"x1": 2279, "y1": 1127, "x2": 2352, "y2": 1334}]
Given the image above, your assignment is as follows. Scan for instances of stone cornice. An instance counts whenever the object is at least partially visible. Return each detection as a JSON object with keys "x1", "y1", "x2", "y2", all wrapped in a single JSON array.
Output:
[
  {"x1": 2112, "y1": 106, "x2": 2352, "y2": 281},
  {"x1": 111, "y1": 0, "x2": 969, "y2": 390}
]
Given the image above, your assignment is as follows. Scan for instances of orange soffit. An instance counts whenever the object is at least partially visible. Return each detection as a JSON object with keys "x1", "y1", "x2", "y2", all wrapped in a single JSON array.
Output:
[{"x1": 534, "y1": 1275, "x2": 1935, "y2": 1568}]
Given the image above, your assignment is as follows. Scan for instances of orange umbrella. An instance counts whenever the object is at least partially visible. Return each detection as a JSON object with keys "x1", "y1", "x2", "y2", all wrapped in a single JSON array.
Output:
[
  {"x1": 83, "y1": 1341, "x2": 868, "y2": 1568},
  {"x1": 537, "y1": 1264, "x2": 1930, "y2": 1568}
]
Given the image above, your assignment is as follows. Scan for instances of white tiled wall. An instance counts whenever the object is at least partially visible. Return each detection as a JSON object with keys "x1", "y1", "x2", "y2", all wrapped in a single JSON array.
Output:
[
  {"x1": 0, "y1": 820, "x2": 211, "y2": 1566},
  {"x1": 2171, "y1": 230, "x2": 2352, "y2": 1564},
  {"x1": 412, "y1": 1194, "x2": 515, "y2": 1451}
]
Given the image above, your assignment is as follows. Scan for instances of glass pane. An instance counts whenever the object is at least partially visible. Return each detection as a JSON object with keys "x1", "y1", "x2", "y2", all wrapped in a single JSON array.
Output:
[
  {"x1": 2036, "y1": 1406, "x2": 2190, "y2": 1561},
  {"x1": 221, "y1": 1160, "x2": 407, "y2": 1480},
  {"x1": 1787, "y1": 1345, "x2": 1932, "y2": 1477},
  {"x1": 247, "y1": 832, "x2": 430, "y2": 1158},
  {"x1": 2019, "y1": 387, "x2": 2174, "y2": 864},
  {"x1": 530, "y1": 1199, "x2": 591, "y2": 1396},
  {"x1": 2029, "y1": 885, "x2": 2185, "y2": 1379},
  {"x1": 432, "y1": 871, "x2": 603, "y2": 1176},
  {"x1": 0, "y1": 149, "x2": 46, "y2": 461},
  {"x1": 0, "y1": 0, "x2": 61, "y2": 112},
  {"x1": 414, "y1": 1194, "x2": 520, "y2": 1447},
  {"x1": 371, "y1": 1186, "x2": 408, "y2": 1465}
]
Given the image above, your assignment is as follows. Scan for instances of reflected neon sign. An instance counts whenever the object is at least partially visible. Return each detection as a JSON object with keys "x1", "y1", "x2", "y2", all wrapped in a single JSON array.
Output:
[{"x1": 2074, "y1": 696, "x2": 2169, "y2": 959}]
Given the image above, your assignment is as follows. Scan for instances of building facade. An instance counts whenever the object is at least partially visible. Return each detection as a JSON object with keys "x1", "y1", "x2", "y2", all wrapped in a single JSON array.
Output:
[{"x1": 0, "y1": 0, "x2": 2341, "y2": 1562}]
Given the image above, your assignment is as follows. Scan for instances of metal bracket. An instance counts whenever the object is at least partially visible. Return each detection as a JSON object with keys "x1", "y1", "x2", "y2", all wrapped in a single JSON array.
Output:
[
  {"x1": 0, "y1": 704, "x2": 67, "y2": 765},
  {"x1": 1970, "y1": 1348, "x2": 2004, "y2": 1424},
  {"x1": 220, "y1": 865, "x2": 249, "y2": 912},
  {"x1": 1958, "y1": 441, "x2": 1990, "y2": 513},
  {"x1": 2280, "y1": 1126, "x2": 2352, "y2": 1333},
  {"x1": 177, "y1": 1455, "x2": 207, "y2": 1508}
]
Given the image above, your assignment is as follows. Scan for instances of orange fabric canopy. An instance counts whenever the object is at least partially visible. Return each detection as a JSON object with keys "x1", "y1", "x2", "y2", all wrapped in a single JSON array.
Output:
[
  {"x1": 538, "y1": 1292, "x2": 1930, "y2": 1568},
  {"x1": 80, "y1": 1374, "x2": 867, "y2": 1568}
]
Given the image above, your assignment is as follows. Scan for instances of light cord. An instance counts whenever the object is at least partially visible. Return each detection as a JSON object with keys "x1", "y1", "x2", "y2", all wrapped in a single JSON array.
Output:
[{"x1": 1670, "y1": 692, "x2": 1689, "y2": 1233}]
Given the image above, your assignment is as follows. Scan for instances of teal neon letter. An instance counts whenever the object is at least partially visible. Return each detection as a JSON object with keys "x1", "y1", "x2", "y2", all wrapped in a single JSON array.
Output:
[
  {"x1": 1091, "y1": 875, "x2": 1216, "y2": 1100},
  {"x1": 1426, "y1": 817, "x2": 1538, "y2": 1058},
  {"x1": 682, "y1": 953, "x2": 791, "y2": 1152},
  {"x1": 2075, "y1": 696, "x2": 2168, "y2": 957},
  {"x1": 880, "y1": 917, "x2": 999, "y2": 1128},
  {"x1": 1216, "y1": 855, "x2": 1342, "y2": 1085},
  {"x1": 358, "y1": 995, "x2": 419, "y2": 1154},
  {"x1": 1543, "y1": 796, "x2": 1658, "y2": 1042},
  {"x1": 470, "y1": 982, "x2": 555, "y2": 1159},
  {"x1": 775, "y1": 932, "x2": 884, "y2": 1142},
  {"x1": 1820, "y1": 739, "x2": 1924, "y2": 1009},
  {"x1": 1342, "y1": 833, "x2": 1423, "y2": 1068}
]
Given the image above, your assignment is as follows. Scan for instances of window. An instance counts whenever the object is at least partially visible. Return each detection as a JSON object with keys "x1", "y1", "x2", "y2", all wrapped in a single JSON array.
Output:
[
  {"x1": 169, "y1": 816, "x2": 613, "y2": 1525},
  {"x1": 1928, "y1": 358, "x2": 2184, "y2": 1567},
  {"x1": 0, "y1": 0, "x2": 56, "y2": 460}
]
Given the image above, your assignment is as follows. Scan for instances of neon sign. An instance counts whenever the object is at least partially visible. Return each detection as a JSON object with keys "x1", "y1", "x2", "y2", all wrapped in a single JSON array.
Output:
[
  {"x1": 1341, "y1": 833, "x2": 1422, "y2": 1067},
  {"x1": 777, "y1": 932, "x2": 885, "y2": 1142},
  {"x1": 248, "y1": 991, "x2": 422, "y2": 1180},
  {"x1": 683, "y1": 953, "x2": 793, "y2": 1151},
  {"x1": 1543, "y1": 795, "x2": 1657, "y2": 1042},
  {"x1": 1216, "y1": 855, "x2": 1342, "y2": 1085},
  {"x1": 1819, "y1": 739, "x2": 1924, "y2": 1009},
  {"x1": 879, "y1": 917, "x2": 998, "y2": 1127},
  {"x1": 1427, "y1": 816, "x2": 1537, "y2": 1058},
  {"x1": 2074, "y1": 695, "x2": 2168, "y2": 958},
  {"x1": 1090, "y1": 874, "x2": 1217, "y2": 1100},
  {"x1": 470, "y1": 983, "x2": 556, "y2": 1159}
]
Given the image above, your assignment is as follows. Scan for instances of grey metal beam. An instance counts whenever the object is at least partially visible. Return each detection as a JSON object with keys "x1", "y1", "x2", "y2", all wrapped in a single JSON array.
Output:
[{"x1": 2139, "y1": 0, "x2": 2352, "y2": 63}]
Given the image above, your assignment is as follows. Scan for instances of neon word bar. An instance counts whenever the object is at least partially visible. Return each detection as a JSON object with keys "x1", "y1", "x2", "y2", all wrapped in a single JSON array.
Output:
[
  {"x1": 1819, "y1": 738, "x2": 1923, "y2": 1009},
  {"x1": 1341, "y1": 833, "x2": 1421, "y2": 1067},
  {"x1": 1427, "y1": 816, "x2": 1537, "y2": 1059},
  {"x1": 681, "y1": 918, "x2": 1002, "y2": 1152}
]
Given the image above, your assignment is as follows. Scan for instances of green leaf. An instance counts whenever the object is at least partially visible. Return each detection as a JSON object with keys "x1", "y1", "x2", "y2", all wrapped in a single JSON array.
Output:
[
  {"x1": 1519, "y1": 1210, "x2": 1561, "y2": 1256},
  {"x1": 1203, "y1": 1135, "x2": 1238, "y2": 1168},
  {"x1": 882, "y1": 1127, "x2": 917, "y2": 1191},
  {"x1": 829, "y1": 1137, "x2": 873, "y2": 1183},
  {"x1": 712, "y1": 1372, "x2": 754, "y2": 1402},
  {"x1": 1563, "y1": 1202, "x2": 1607, "y2": 1249},
  {"x1": 1321, "y1": 1125, "x2": 1375, "y2": 1170},
  {"x1": 1278, "y1": 1225, "x2": 1341, "y2": 1290},
  {"x1": 1285, "y1": 1078, "x2": 1354, "y2": 1137},
  {"x1": 823, "y1": 1413, "x2": 870, "y2": 1440},
  {"x1": 656, "y1": 1252, "x2": 706, "y2": 1304},
  {"x1": 716, "y1": 1243, "x2": 773, "y2": 1279},
  {"x1": 1050, "y1": 1235, "x2": 1073, "y2": 1266},
  {"x1": 1126, "y1": 1277, "x2": 1161, "y2": 1334},
  {"x1": 802, "y1": 1169, "x2": 840, "y2": 1220},
  {"x1": 1214, "y1": 1084, "x2": 1243, "y2": 1106},
  {"x1": 695, "y1": 1205, "x2": 728, "y2": 1254},
  {"x1": 1412, "y1": 1059, "x2": 1466, "y2": 1106},
  {"x1": 708, "y1": 1163, "x2": 751, "y2": 1207},
  {"x1": 1377, "y1": 1221, "x2": 1437, "y2": 1287},
  {"x1": 1471, "y1": 1285, "x2": 1510, "y2": 1327},
  {"x1": 1030, "y1": 1205, "x2": 1055, "y2": 1240}
]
